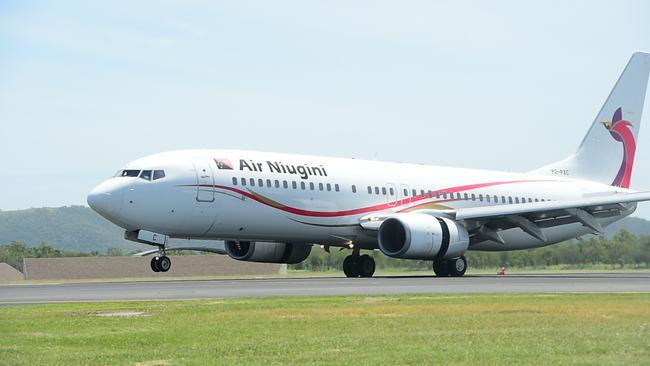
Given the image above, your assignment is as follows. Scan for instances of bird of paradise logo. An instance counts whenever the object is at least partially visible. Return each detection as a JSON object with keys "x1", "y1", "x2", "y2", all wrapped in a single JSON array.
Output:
[
  {"x1": 214, "y1": 158, "x2": 234, "y2": 170},
  {"x1": 601, "y1": 107, "x2": 636, "y2": 188}
]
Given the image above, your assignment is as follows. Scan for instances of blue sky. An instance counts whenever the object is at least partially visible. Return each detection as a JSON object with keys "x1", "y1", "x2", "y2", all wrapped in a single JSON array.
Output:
[{"x1": 2, "y1": 1, "x2": 650, "y2": 218}]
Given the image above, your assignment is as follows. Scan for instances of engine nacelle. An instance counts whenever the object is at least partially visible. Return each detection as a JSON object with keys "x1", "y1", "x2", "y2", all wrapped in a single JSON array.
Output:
[
  {"x1": 378, "y1": 213, "x2": 469, "y2": 260},
  {"x1": 225, "y1": 241, "x2": 312, "y2": 264}
]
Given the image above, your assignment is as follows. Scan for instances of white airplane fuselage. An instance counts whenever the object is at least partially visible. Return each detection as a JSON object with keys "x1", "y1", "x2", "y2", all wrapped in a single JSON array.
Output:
[{"x1": 88, "y1": 149, "x2": 631, "y2": 252}]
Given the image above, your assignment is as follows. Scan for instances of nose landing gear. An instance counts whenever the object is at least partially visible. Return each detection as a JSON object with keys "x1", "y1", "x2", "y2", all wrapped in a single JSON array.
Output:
[{"x1": 150, "y1": 244, "x2": 171, "y2": 273}]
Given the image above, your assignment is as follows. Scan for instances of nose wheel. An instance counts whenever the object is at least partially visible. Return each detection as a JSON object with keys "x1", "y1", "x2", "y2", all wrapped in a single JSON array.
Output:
[{"x1": 150, "y1": 255, "x2": 171, "y2": 272}]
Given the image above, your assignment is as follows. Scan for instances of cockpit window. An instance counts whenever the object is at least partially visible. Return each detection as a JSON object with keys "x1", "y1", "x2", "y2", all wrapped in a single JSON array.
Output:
[
  {"x1": 140, "y1": 170, "x2": 152, "y2": 181},
  {"x1": 120, "y1": 170, "x2": 141, "y2": 177},
  {"x1": 153, "y1": 170, "x2": 165, "y2": 180}
]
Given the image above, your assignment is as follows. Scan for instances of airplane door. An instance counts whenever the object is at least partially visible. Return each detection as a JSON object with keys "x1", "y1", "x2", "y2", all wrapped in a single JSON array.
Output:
[{"x1": 193, "y1": 159, "x2": 215, "y2": 202}]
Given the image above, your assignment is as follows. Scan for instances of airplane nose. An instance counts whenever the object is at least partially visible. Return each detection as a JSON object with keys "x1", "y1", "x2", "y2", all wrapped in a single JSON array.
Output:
[{"x1": 87, "y1": 180, "x2": 124, "y2": 218}]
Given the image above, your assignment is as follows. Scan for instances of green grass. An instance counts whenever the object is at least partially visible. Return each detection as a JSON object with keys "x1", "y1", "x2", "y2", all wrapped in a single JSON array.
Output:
[{"x1": 1, "y1": 293, "x2": 649, "y2": 365}]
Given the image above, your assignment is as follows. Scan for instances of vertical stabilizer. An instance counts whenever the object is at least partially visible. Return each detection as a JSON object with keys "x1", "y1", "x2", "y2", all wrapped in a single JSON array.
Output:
[{"x1": 532, "y1": 52, "x2": 650, "y2": 188}]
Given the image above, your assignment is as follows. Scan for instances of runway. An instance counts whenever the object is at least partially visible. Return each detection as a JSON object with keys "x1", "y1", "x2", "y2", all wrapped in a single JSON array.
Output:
[{"x1": 1, "y1": 273, "x2": 649, "y2": 305}]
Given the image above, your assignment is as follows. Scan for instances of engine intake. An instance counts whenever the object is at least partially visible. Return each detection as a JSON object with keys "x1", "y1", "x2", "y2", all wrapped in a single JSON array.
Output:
[
  {"x1": 378, "y1": 213, "x2": 469, "y2": 260},
  {"x1": 225, "y1": 241, "x2": 312, "y2": 264}
]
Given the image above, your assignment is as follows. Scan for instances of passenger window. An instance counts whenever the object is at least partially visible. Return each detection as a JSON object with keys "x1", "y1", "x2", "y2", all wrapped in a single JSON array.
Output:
[
  {"x1": 368, "y1": 186, "x2": 372, "y2": 194},
  {"x1": 249, "y1": 178, "x2": 255, "y2": 186},
  {"x1": 319, "y1": 183, "x2": 324, "y2": 191},
  {"x1": 266, "y1": 179, "x2": 272, "y2": 188},
  {"x1": 301, "y1": 182, "x2": 306, "y2": 190},
  {"x1": 153, "y1": 170, "x2": 165, "y2": 180},
  {"x1": 412, "y1": 189, "x2": 417, "y2": 197},
  {"x1": 283, "y1": 181, "x2": 289, "y2": 189},
  {"x1": 464, "y1": 193, "x2": 469, "y2": 200},
  {"x1": 352, "y1": 185, "x2": 357, "y2": 193},
  {"x1": 534, "y1": 198, "x2": 539, "y2": 202},
  {"x1": 241, "y1": 178, "x2": 246, "y2": 186},
  {"x1": 275, "y1": 180, "x2": 280, "y2": 188},
  {"x1": 502, "y1": 196, "x2": 506, "y2": 204},
  {"x1": 486, "y1": 195, "x2": 490, "y2": 202},
  {"x1": 309, "y1": 182, "x2": 315, "y2": 190},
  {"x1": 443, "y1": 193, "x2": 447, "y2": 199},
  {"x1": 521, "y1": 197, "x2": 525, "y2": 203},
  {"x1": 291, "y1": 181, "x2": 297, "y2": 189},
  {"x1": 420, "y1": 190, "x2": 425, "y2": 197},
  {"x1": 382, "y1": 187, "x2": 387, "y2": 195},
  {"x1": 335, "y1": 184, "x2": 340, "y2": 192},
  {"x1": 258, "y1": 179, "x2": 264, "y2": 187},
  {"x1": 326, "y1": 183, "x2": 331, "y2": 191},
  {"x1": 436, "y1": 191, "x2": 440, "y2": 199},
  {"x1": 375, "y1": 187, "x2": 380, "y2": 195},
  {"x1": 515, "y1": 197, "x2": 519, "y2": 204},
  {"x1": 508, "y1": 196, "x2": 513, "y2": 204},
  {"x1": 390, "y1": 187, "x2": 394, "y2": 195},
  {"x1": 232, "y1": 177, "x2": 238, "y2": 185},
  {"x1": 404, "y1": 189, "x2": 408, "y2": 196},
  {"x1": 479, "y1": 194, "x2": 483, "y2": 202},
  {"x1": 471, "y1": 194, "x2": 476, "y2": 201},
  {"x1": 140, "y1": 170, "x2": 152, "y2": 180},
  {"x1": 528, "y1": 198, "x2": 533, "y2": 203},
  {"x1": 428, "y1": 190, "x2": 433, "y2": 198},
  {"x1": 121, "y1": 170, "x2": 140, "y2": 177}
]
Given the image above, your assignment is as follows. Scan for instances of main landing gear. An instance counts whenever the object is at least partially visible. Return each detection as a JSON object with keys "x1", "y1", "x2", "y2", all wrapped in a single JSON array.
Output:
[
  {"x1": 150, "y1": 246, "x2": 171, "y2": 273},
  {"x1": 343, "y1": 251, "x2": 376, "y2": 278},
  {"x1": 432, "y1": 255, "x2": 467, "y2": 277}
]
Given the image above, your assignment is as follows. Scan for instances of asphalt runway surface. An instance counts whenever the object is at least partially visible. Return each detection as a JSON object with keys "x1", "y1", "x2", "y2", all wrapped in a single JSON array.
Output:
[{"x1": 1, "y1": 273, "x2": 649, "y2": 305}]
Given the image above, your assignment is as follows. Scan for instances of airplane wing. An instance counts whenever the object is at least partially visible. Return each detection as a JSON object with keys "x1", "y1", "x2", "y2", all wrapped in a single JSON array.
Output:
[{"x1": 360, "y1": 191, "x2": 650, "y2": 245}]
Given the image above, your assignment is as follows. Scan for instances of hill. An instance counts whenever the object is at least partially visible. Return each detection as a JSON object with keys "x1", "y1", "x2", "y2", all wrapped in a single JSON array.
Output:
[
  {"x1": 0, "y1": 206, "x2": 648, "y2": 253},
  {"x1": 0, "y1": 206, "x2": 220, "y2": 253},
  {"x1": 605, "y1": 216, "x2": 650, "y2": 237}
]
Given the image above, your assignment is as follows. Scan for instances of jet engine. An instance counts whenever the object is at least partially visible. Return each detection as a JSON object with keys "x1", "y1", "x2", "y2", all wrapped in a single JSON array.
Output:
[
  {"x1": 225, "y1": 241, "x2": 312, "y2": 264},
  {"x1": 378, "y1": 213, "x2": 469, "y2": 260}
]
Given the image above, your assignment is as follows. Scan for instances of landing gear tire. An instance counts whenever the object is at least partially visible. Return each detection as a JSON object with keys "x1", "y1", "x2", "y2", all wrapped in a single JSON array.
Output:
[
  {"x1": 343, "y1": 255, "x2": 359, "y2": 278},
  {"x1": 447, "y1": 256, "x2": 467, "y2": 277},
  {"x1": 433, "y1": 260, "x2": 450, "y2": 277},
  {"x1": 343, "y1": 254, "x2": 376, "y2": 278},
  {"x1": 158, "y1": 255, "x2": 172, "y2": 272},
  {"x1": 150, "y1": 256, "x2": 161, "y2": 272},
  {"x1": 358, "y1": 254, "x2": 376, "y2": 278},
  {"x1": 150, "y1": 255, "x2": 172, "y2": 273}
]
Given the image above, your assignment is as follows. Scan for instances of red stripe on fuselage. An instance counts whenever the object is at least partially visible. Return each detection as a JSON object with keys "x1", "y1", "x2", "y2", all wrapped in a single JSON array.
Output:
[{"x1": 182, "y1": 179, "x2": 551, "y2": 217}]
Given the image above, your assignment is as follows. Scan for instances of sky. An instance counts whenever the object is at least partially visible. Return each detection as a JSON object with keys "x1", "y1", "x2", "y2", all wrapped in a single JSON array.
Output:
[{"x1": 1, "y1": 1, "x2": 650, "y2": 218}]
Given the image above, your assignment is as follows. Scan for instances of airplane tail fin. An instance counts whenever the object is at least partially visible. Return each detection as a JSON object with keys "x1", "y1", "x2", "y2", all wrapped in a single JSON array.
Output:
[{"x1": 532, "y1": 52, "x2": 650, "y2": 188}]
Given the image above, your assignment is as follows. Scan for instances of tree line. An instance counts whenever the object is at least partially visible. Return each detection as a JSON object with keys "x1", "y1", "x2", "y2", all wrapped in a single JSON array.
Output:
[
  {"x1": 2, "y1": 229, "x2": 649, "y2": 273},
  {"x1": 291, "y1": 230, "x2": 650, "y2": 271}
]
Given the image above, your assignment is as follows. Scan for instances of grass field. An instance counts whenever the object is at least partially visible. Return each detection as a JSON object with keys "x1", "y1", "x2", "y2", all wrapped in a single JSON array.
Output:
[{"x1": 1, "y1": 293, "x2": 649, "y2": 365}]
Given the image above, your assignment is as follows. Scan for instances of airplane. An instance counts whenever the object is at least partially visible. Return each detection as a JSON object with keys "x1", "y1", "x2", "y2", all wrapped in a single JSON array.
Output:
[{"x1": 88, "y1": 52, "x2": 650, "y2": 277}]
